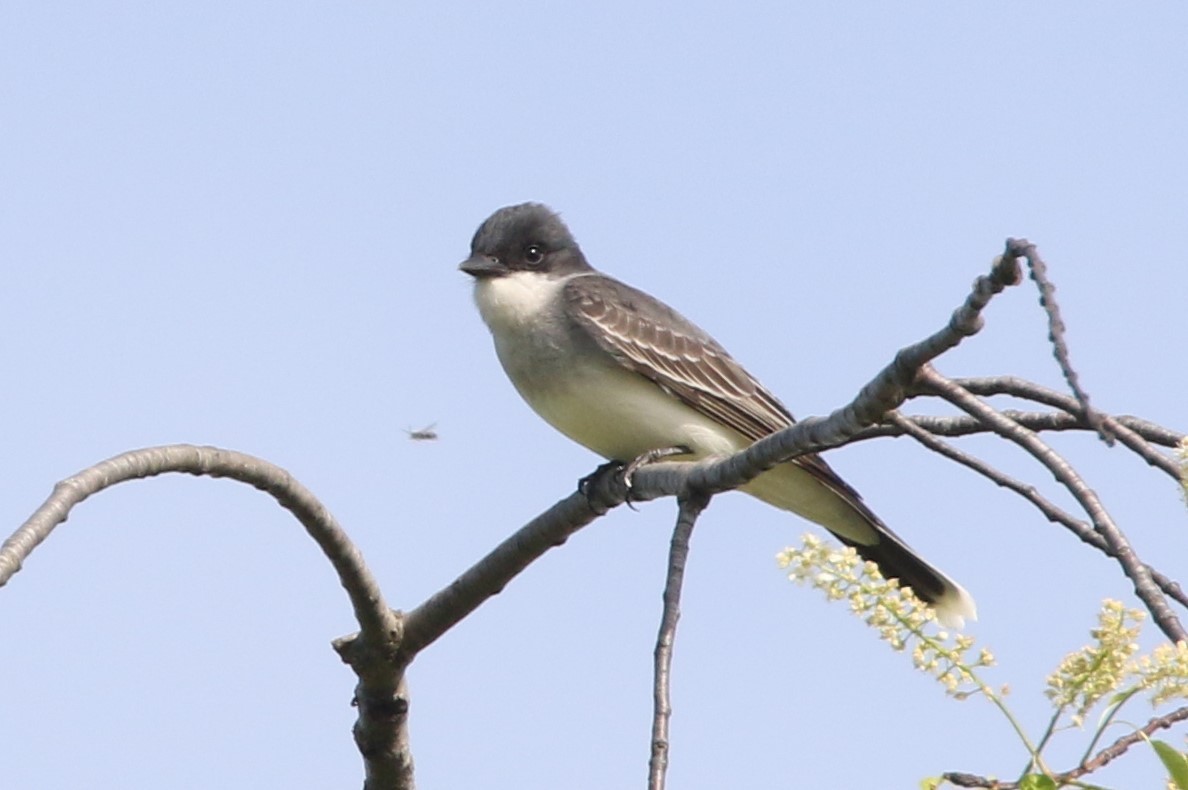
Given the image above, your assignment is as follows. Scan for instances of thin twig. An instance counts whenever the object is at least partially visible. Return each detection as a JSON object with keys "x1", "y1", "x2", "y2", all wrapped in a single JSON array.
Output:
[
  {"x1": 884, "y1": 413, "x2": 1188, "y2": 609},
  {"x1": 1011, "y1": 238, "x2": 1114, "y2": 445},
  {"x1": 858, "y1": 411, "x2": 1184, "y2": 465},
  {"x1": 939, "y1": 706, "x2": 1188, "y2": 789},
  {"x1": 955, "y1": 376, "x2": 1178, "y2": 476},
  {"x1": 959, "y1": 373, "x2": 1183, "y2": 446},
  {"x1": 919, "y1": 369, "x2": 1187, "y2": 643},
  {"x1": 648, "y1": 491, "x2": 711, "y2": 790},
  {"x1": 1059, "y1": 704, "x2": 1188, "y2": 782}
]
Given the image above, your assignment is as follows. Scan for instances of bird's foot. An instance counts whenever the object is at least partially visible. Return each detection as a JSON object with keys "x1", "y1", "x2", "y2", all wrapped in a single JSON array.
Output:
[
  {"x1": 578, "y1": 459, "x2": 626, "y2": 501},
  {"x1": 579, "y1": 446, "x2": 692, "y2": 510},
  {"x1": 622, "y1": 445, "x2": 692, "y2": 491}
]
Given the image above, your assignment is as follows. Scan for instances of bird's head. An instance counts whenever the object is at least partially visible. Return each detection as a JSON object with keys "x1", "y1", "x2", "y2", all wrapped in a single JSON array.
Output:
[{"x1": 459, "y1": 203, "x2": 591, "y2": 279}]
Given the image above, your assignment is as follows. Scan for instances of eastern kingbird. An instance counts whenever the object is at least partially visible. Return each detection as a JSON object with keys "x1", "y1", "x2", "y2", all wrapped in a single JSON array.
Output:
[{"x1": 460, "y1": 203, "x2": 975, "y2": 628}]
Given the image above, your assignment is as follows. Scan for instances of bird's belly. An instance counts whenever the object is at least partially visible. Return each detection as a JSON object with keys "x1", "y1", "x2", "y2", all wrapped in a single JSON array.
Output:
[
  {"x1": 506, "y1": 353, "x2": 745, "y2": 463},
  {"x1": 493, "y1": 331, "x2": 870, "y2": 536},
  {"x1": 522, "y1": 361, "x2": 866, "y2": 535}
]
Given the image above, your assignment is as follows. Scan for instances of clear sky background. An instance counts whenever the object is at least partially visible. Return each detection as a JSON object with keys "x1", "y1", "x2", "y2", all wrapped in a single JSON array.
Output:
[{"x1": 3, "y1": 3, "x2": 1186, "y2": 788}]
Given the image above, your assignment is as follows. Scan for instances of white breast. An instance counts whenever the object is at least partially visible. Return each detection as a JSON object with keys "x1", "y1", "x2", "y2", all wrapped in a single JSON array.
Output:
[{"x1": 471, "y1": 270, "x2": 745, "y2": 461}]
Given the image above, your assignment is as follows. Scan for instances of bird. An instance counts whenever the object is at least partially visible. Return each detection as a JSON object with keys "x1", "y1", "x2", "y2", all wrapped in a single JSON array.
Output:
[{"x1": 458, "y1": 202, "x2": 975, "y2": 628}]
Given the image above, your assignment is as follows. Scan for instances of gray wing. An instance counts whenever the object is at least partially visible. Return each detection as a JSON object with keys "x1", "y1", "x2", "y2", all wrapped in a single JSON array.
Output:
[
  {"x1": 561, "y1": 273, "x2": 976, "y2": 620},
  {"x1": 561, "y1": 274, "x2": 870, "y2": 505}
]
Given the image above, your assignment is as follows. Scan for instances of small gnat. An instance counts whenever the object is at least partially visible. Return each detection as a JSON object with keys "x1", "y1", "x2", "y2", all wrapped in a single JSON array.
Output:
[{"x1": 405, "y1": 423, "x2": 439, "y2": 442}]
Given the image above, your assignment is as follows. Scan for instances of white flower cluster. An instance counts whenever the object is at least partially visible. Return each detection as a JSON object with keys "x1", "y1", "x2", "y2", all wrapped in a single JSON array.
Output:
[{"x1": 777, "y1": 534, "x2": 995, "y2": 699}]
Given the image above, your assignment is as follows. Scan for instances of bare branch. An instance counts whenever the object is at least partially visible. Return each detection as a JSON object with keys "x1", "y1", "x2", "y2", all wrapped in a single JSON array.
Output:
[
  {"x1": 858, "y1": 411, "x2": 1183, "y2": 459},
  {"x1": 327, "y1": 650, "x2": 415, "y2": 790},
  {"x1": 649, "y1": 491, "x2": 711, "y2": 790},
  {"x1": 919, "y1": 369, "x2": 1188, "y2": 643},
  {"x1": 630, "y1": 249, "x2": 1024, "y2": 503},
  {"x1": 0, "y1": 445, "x2": 412, "y2": 790},
  {"x1": 400, "y1": 476, "x2": 623, "y2": 658},
  {"x1": 1012, "y1": 238, "x2": 1114, "y2": 445},
  {"x1": 1, "y1": 445, "x2": 391, "y2": 630},
  {"x1": 954, "y1": 376, "x2": 1181, "y2": 477},
  {"x1": 329, "y1": 466, "x2": 634, "y2": 784},
  {"x1": 393, "y1": 401, "x2": 903, "y2": 668},
  {"x1": 886, "y1": 412, "x2": 1188, "y2": 609}
]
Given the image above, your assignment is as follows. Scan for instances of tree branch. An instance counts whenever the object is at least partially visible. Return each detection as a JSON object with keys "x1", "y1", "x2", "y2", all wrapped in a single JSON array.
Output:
[
  {"x1": 919, "y1": 369, "x2": 1188, "y2": 643},
  {"x1": 953, "y1": 376, "x2": 1180, "y2": 477},
  {"x1": 1059, "y1": 704, "x2": 1188, "y2": 782},
  {"x1": 649, "y1": 490, "x2": 711, "y2": 790},
  {"x1": 2, "y1": 446, "x2": 390, "y2": 629},
  {"x1": 398, "y1": 477, "x2": 622, "y2": 660},
  {"x1": 0, "y1": 445, "x2": 412, "y2": 790},
  {"x1": 1015, "y1": 239, "x2": 1114, "y2": 445},
  {"x1": 940, "y1": 705, "x2": 1188, "y2": 789},
  {"x1": 886, "y1": 412, "x2": 1188, "y2": 609},
  {"x1": 857, "y1": 411, "x2": 1183, "y2": 464},
  {"x1": 630, "y1": 247, "x2": 1025, "y2": 504}
]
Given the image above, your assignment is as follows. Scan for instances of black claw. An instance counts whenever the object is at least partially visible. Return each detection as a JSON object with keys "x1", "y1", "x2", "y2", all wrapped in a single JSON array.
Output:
[{"x1": 578, "y1": 459, "x2": 626, "y2": 500}]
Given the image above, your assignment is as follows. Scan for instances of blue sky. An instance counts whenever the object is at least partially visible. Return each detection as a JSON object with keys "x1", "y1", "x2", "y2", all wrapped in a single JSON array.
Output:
[{"x1": 3, "y1": 3, "x2": 1186, "y2": 787}]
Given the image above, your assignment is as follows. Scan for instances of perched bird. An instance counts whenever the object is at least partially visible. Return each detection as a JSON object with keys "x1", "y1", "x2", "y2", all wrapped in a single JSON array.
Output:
[{"x1": 459, "y1": 203, "x2": 975, "y2": 628}]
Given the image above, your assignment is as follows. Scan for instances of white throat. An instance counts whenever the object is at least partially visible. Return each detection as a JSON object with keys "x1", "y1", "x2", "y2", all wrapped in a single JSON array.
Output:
[{"x1": 472, "y1": 270, "x2": 568, "y2": 332}]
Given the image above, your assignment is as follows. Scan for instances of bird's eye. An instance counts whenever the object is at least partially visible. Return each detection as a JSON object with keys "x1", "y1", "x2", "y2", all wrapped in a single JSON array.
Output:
[{"x1": 524, "y1": 244, "x2": 545, "y2": 265}]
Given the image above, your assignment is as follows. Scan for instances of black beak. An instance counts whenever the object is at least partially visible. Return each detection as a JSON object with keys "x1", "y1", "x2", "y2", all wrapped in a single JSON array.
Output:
[{"x1": 459, "y1": 255, "x2": 508, "y2": 278}]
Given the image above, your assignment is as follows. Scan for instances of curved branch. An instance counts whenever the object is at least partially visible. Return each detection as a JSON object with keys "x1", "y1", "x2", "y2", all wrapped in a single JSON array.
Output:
[
  {"x1": 2, "y1": 445, "x2": 389, "y2": 627},
  {"x1": 0, "y1": 445, "x2": 410, "y2": 790}
]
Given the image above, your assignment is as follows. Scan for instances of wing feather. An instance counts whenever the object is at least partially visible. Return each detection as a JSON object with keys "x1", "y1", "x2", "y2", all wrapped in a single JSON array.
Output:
[
  {"x1": 560, "y1": 273, "x2": 975, "y2": 623},
  {"x1": 564, "y1": 277, "x2": 779, "y2": 435},
  {"x1": 562, "y1": 274, "x2": 873, "y2": 504}
]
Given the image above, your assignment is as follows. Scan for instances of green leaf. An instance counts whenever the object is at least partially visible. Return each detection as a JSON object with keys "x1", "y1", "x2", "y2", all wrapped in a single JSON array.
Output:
[
  {"x1": 1018, "y1": 775, "x2": 1057, "y2": 790},
  {"x1": 1151, "y1": 739, "x2": 1188, "y2": 790}
]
